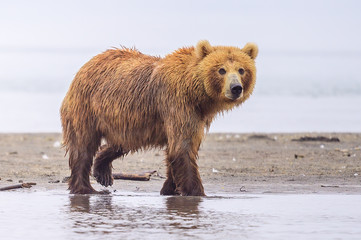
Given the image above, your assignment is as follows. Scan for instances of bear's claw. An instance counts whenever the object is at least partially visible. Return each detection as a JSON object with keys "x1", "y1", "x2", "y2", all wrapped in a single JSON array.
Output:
[{"x1": 93, "y1": 165, "x2": 113, "y2": 187}]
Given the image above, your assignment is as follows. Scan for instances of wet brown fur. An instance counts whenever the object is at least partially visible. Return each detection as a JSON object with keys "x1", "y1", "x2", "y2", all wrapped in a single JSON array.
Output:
[{"x1": 60, "y1": 40, "x2": 258, "y2": 195}]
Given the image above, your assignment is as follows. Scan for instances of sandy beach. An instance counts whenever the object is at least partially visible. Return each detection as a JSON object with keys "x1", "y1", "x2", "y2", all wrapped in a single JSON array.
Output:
[{"x1": 0, "y1": 132, "x2": 360, "y2": 194}]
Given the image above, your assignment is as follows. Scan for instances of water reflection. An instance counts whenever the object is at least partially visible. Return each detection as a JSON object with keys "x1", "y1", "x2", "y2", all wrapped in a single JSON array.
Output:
[
  {"x1": 69, "y1": 194, "x2": 113, "y2": 213},
  {"x1": 69, "y1": 194, "x2": 203, "y2": 216},
  {"x1": 68, "y1": 194, "x2": 204, "y2": 233},
  {"x1": 164, "y1": 196, "x2": 203, "y2": 232},
  {"x1": 165, "y1": 196, "x2": 202, "y2": 215},
  {"x1": 4, "y1": 192, "x2": 360, "y2": 239},
  {"x1": 67, "y1": 194, "x2": 235, "y2": 238}
]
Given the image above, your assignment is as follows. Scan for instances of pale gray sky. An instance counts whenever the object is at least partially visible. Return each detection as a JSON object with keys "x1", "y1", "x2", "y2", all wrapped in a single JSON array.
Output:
[
  {"x1": 0, "y1": 0, "x2": 361, "y2": 132},
  {"x1": 1, "y1": 0, "x2": 361, "y2": 54}
]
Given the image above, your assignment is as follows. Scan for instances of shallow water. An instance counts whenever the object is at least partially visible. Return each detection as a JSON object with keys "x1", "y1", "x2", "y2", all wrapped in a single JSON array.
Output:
[
  {"x1": 1, "y1": 93, "x2": 361, "y2": 133},
  {"x1": 1, "y1": 191, "x2": 360, "y2": 239}
]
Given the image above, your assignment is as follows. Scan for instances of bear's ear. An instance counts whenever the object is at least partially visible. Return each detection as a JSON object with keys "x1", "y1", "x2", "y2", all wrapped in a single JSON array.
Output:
[
  {"x1": 242, "y1": 43, "x2": 258, "y2": 60},
  {"x1": 196, "y1": 40, "x2": 213, "y2": 59}
]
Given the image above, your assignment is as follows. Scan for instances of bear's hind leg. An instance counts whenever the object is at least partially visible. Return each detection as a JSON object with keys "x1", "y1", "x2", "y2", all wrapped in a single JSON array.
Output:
[
  {"x1": 65, "y1": 125, "x2": 101, "y2": 194},
  {"x1": 68, "y1": 145, "x2": 99, "y2": 194},
  {"x1": 93, "y1": 145, "x2": 125, "y2": 187}
]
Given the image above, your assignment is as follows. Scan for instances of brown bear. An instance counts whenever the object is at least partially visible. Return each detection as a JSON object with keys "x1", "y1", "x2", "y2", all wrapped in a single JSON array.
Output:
[{"x1": 60, "y1": 40, "x2": 258, "y2": 195}]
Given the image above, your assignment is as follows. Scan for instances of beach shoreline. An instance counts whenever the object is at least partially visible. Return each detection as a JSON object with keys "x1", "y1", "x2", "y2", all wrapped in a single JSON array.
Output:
[{"x1": 1, "y1": 133, "x2": 360, "y2": 194}]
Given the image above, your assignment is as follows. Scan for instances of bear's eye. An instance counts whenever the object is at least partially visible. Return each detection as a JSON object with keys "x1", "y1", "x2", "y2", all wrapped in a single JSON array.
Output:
[
  {"x1": 238, "y1": 68, "x2": 245, "y2": 75},
  {"x1": 218, "y1": 68, "x2": 226, "y2": 75}
]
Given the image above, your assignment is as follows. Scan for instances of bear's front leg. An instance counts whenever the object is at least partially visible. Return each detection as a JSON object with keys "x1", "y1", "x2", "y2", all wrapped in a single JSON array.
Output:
[
  {"x1": 160, "y1": 155, "x2": 178, "y2": 195},
  {"x1": 165, "y1": 139, "x2": 205, "y2": 196}
]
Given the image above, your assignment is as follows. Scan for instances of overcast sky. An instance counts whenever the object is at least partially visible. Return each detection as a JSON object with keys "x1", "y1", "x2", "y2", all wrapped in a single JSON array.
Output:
[
  {"x1": 0, "y1": 0, "x2": 361, "y2": 132},
  {"x1": 1, "y1": 0, "x2": 361, "y2": 55}
]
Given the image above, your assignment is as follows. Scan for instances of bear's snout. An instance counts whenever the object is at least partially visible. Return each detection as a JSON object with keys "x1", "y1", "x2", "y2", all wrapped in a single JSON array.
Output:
[
  {"x1": 224, "y1": 73, "x2": 243, "y2": 100},
  {"x1": 230, "y1": 83, "x2": 243, "y2": 97}
]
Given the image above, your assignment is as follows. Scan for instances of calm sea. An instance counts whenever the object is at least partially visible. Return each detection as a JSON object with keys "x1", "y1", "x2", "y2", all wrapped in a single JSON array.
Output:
[{"x1": 0, "y1": 48, "x2": 360, "y2": 132}]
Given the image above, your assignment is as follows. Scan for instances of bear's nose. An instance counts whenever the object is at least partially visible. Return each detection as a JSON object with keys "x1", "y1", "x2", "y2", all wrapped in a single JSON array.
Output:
[{"x1": 230, "y1": 84, "x2": 243, "y2": 96}]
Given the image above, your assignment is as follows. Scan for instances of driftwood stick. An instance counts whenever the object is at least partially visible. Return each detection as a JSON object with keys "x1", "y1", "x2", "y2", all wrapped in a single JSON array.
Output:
[
  {"x1": 112, "y1": 171, "x2": 157, "y2": 181},
  {"x1": 0, "y1": 182, "x2": 36, "y2": 191},
  {"x1": 292, "y1": 136, "x2": 340, "y2": 142}
]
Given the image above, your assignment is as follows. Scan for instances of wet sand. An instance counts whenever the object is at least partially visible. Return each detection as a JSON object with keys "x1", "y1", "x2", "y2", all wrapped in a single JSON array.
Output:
[{"x1": 0, "y1": 133, "x2": 360, "y2": 194}]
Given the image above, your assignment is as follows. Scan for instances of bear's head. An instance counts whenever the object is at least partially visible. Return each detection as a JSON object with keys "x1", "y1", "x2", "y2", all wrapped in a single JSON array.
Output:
[{"x1": 195, "y1": 40, "x2": 258, "y2": 107}]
